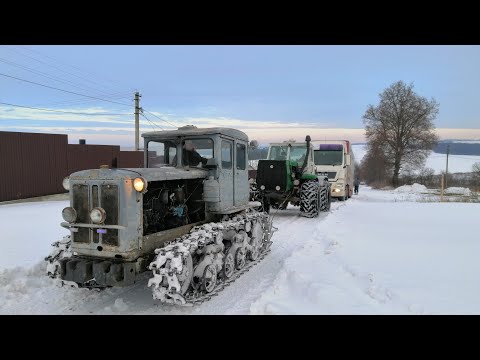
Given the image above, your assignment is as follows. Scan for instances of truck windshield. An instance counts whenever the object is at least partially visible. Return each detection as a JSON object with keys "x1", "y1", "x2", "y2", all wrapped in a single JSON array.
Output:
[
  {"x1": 314, "y1": 150, "x2": 343, "y2": 166},
  {"x1": 147, "y1": 140, "x2": 177, "y2": 168},
  {"x1": 268, "y1": 146, "x2": 289, "y2": 160}
]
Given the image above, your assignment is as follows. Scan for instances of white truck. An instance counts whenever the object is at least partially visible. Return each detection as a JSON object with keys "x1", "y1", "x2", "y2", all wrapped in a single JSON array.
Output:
[{"x1": 313, "y1": 140, "x2": 355, "y2": 201}]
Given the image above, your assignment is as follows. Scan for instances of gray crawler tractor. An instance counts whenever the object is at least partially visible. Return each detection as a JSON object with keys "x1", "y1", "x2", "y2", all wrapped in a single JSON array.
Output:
[{"x1": 45, "y1": 126, "x2": 275, "y2": 305}]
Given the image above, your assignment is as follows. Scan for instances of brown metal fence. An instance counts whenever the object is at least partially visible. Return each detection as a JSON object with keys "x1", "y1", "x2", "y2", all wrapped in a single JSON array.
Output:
[
  {"x1": 118, "y1": 151, "x2": 144, "y2": 168},
  {"x1": 67, "y1": 144, "x2": 120, "y2": 174},
  {"x1": 0, "y1": 131, "x2": 144, "y2": 202}
]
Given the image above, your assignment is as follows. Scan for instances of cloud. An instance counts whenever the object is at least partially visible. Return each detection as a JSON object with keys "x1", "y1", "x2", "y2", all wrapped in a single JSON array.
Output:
[
  {"x1": 0, "y1": 105, "x2": 133, "y2": 124},
  {"x1": 1, "y1": 105, "x2": 480, "y2": 146}
]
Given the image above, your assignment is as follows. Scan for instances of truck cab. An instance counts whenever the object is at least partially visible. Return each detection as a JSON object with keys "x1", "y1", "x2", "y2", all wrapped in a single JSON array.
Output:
[{"x1": 313, "y1": 140, "x2": 355, "y2": 200}]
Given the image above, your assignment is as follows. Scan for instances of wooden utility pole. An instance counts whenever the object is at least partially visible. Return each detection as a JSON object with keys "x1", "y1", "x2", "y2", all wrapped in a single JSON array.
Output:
[
  {"x1": 134, "y1": 91, "x2": 142, "y2": 151},
  {"x1": 445, "y1": 144, "x2": 450, "y2": 188}
]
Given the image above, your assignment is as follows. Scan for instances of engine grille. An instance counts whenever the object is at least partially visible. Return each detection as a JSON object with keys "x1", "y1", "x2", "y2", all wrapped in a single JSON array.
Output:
[
  {"x1": 71, "y1": 183, "x2": 119, "y2": 246},
  {"x1": 256, "y1": 160, "x2": 288, "y2": 192}
]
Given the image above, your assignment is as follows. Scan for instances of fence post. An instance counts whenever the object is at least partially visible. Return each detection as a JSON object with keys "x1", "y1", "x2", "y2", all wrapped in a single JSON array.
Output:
[{"x1": 440, "y1": 175, "x2": 444, "y2": 202}]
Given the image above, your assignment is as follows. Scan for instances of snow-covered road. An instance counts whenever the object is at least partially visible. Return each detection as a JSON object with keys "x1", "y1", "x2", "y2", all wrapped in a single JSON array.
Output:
[
  {"x1": 0, "y1": 198, "x2": 344, "y2": 314},
  {"x1": 1, "y1": 186, "x2": 479, "y2": 314}
]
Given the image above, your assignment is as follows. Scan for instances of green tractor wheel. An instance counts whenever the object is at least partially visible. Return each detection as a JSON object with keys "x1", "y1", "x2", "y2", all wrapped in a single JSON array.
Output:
[{"x1": 300, "y1": 180, "x2": 320, "y2": 218}]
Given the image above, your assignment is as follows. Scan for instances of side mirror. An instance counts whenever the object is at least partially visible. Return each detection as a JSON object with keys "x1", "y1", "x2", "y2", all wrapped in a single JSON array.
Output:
[
  {"x1": 205, "y1": 158, "x2": 218, "y2": 169},
  {"x1": 345, "y1": 154, "x2": 351, "y2": 166},
  {"x1": 249, "y1": 140, "x2": 259, "y2": 149}
]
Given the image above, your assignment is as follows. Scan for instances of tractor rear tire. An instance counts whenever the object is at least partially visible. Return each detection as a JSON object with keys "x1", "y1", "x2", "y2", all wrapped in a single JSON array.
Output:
[
  {"x1": 300, "y1": 180, "x2": 320, "y2": 218},
  {"x1": 320, "y1": 185, "x2": 331, "y2": 212}
]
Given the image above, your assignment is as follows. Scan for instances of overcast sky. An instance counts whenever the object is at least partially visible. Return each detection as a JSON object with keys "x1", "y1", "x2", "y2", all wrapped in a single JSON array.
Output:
[{"x1": 1, "y1": 45, "x2": 479, "y2": 146}]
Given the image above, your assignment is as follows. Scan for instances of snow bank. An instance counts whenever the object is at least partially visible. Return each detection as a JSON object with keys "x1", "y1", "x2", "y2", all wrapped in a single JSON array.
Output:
[
  {"x1": 0, "y1": 201, "x2": 68, "y2": 270},
  {"x1": 394, "y1": 183, "x2": 427, "y2": 193},
  {"x1": 251, "y1": 190, "x2": 480, "y2": 314},
  {"x1": 445, "y1": 187, "x2": 472, "y2": 196}
]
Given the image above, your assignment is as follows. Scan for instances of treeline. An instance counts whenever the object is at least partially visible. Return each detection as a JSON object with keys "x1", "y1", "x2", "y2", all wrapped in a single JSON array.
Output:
[{"x1": 359, "y1": 162, "x2": 480, "y2": 190}]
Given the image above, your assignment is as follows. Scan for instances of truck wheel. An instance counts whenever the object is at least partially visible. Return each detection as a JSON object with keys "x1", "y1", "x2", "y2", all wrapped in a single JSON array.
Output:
[{"x1": 300, "y1": 180, "x2": 320, "y2": 218}]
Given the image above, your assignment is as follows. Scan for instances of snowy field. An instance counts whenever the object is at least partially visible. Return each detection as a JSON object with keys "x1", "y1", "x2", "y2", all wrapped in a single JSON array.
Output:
[
  {"x1": 0, "y1": 186, "x2": 479, "y2": 314},
  {"x1": 351, "y1": 144, "x2": 480, "y2": 174}
]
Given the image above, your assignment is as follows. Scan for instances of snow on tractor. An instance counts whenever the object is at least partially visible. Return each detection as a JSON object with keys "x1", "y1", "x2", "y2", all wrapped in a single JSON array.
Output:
[
  {"x1": 254, "y1": 136, "x2": 331, "y2": 217},
  {"x1": 45, "y1": 126, "x2": 275, "y2": 305}
]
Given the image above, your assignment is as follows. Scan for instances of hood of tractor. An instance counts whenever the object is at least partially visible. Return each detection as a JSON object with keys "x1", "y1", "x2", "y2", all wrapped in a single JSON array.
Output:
[{"x1": 69, "y1": 167, "x2": 209, "y2": 182}]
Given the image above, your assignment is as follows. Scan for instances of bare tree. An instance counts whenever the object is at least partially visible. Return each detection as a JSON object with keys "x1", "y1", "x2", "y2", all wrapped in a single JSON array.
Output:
[{"x1": 363, "y1": 81, "x2": 439, "y2": 186}]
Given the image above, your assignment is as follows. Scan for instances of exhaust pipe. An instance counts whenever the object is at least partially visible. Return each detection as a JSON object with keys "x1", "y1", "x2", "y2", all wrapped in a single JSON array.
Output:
[{"x1": 300, "y1": 135, "x2": 311, "y2": 174}]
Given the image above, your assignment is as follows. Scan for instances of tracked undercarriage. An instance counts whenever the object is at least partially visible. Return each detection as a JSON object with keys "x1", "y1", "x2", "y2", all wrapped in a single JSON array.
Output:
[
  {"x1": 45, "y1": 208, "x2": 274, "y2": 305},
  {"x1": 148, "y1": 209, "x2": 274, "y2": 305}
]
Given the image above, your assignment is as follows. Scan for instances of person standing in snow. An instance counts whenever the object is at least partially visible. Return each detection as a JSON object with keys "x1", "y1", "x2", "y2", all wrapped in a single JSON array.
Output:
[{"x1": 354, "y1": 178, "x2": 360, "y2": 194}]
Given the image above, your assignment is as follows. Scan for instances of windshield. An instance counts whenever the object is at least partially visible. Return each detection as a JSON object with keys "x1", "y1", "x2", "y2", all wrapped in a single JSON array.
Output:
[
  {"x1": 289, "y1": 147, "x2": 307, "y2": 162},
  {"x1": 147, "y1": 140, "x2": 177, "y2": 168},
  {"x1": 268, "y1": 146, "x2": 289, "y2": 160},
  {"x1": 314, "y1": 150, "x2": 343, "y2": 166}
]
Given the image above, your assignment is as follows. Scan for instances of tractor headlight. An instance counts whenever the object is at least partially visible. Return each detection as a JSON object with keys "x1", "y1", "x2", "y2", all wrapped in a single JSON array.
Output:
[
  {"x1": 90, "y1": 207, "x2": 106, "y2": 224},
  {"x1": 293, "y1": 179, "x2": 300, "y2": 186},
  {"x1": 133, "y1": 177, "x2": 147, "y2": 192},
  {"x1": 260, "y1": 185, "x2": 265, "y2": 190},
  {"x1": 62, "y1": 207, "x2": 77, "y2": 223},
  {"x1": 62, "y1": 177, "x2": 70, "y2": 190},
  {"x1": 275, "y1": 186, "x2": 281, "y2": 191}
]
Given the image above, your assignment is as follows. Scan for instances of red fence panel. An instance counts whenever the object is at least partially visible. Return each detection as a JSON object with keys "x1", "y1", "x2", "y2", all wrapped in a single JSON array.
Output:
[
  {"x1": 118, "y1": 151, "x2": 144, "y2": 168},
  {"x1": 0, "y1": 131, "x2": 68, "y2": 201},
  {"x1": 67, "y1": 144, "x2": 120, "y2": 174}
]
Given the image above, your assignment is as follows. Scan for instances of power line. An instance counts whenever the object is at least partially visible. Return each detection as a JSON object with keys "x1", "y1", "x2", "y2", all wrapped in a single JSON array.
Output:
[
  {"x1": 140, "y1": 113, "x2": 158, "y2": 131},
  {"x1": 141, "y1": 112, "x2": 164, "y2": 131},
  {"x1": 0, "y1": 72, "x2": 132, "y2": 107},
  {"x1": 15, "y1": 45, "x2": 135, "y2": 94},
  {"x1": 30, "y1": 92, "x2": 133, "y2": 108},
  {"x1": 142, "y1": 108, "x2": 177, "y2": 128},
  {"x1": 1, "y1": 45, "x2": 131, "y2": 96},
  {"x1": 0, "y1": 56, "x2": 123, "y2": 98},
  {"x1": 0, "y1": 101, "x2": 132, "y2": 116},
  {"x1": 1, "y1": 45, "x2": 120, "y2": 96}
]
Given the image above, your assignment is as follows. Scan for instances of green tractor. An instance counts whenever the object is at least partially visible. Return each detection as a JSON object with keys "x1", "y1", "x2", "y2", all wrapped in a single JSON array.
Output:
[{"x1": 254, "y1": 136, "x2": 331, "y2": 217}]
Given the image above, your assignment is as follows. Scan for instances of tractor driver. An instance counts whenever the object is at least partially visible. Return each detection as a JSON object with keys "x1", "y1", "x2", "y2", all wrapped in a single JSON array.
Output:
[{"x1": 182, "y1": 140, "x2": 207, "y2": 167}]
